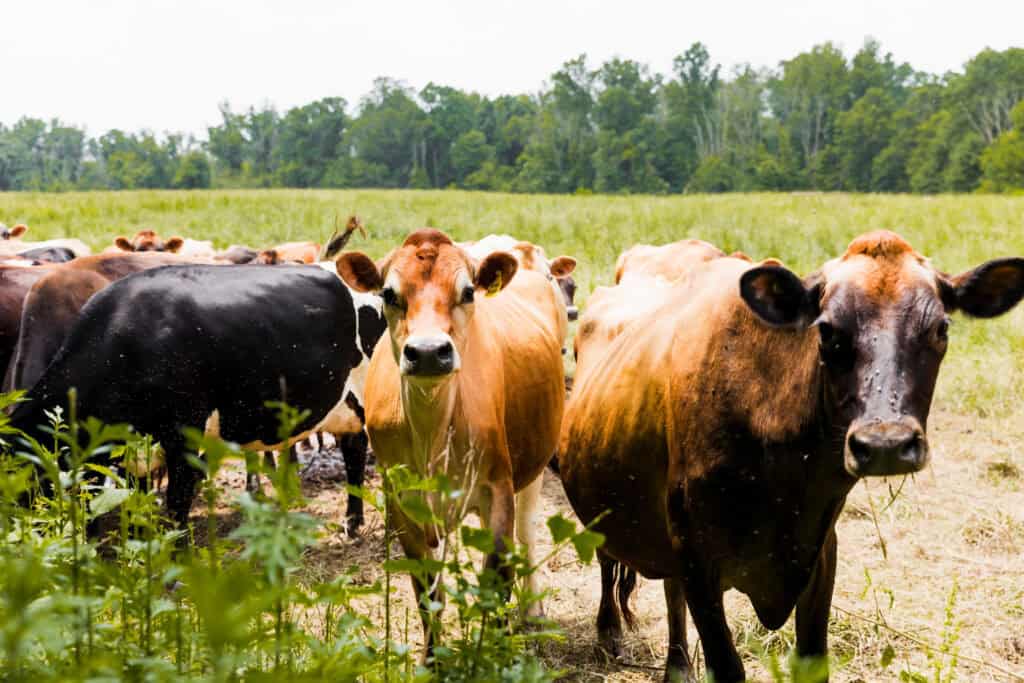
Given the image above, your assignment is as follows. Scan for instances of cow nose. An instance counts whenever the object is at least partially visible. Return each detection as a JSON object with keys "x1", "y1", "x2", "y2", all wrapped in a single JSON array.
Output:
[
  {"x1": 402, "y1": 338, "x2": 456, "y2": 377},
  {"x1": 845, "y1": 421, "x2": 928, "y2": 477},
  {"x1": 567, "y1": 305, "x2": 579, "y2": 322}
]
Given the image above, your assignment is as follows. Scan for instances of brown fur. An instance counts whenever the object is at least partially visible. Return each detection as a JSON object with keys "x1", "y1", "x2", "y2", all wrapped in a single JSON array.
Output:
[{"x1": 614, "y1": 238, "x2": 725, "y2": 284}]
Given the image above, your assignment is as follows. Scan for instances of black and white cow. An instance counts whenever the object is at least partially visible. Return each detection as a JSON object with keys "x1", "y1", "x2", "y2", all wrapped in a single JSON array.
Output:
[{"x1": 9, "y1": 263, "x2": 382, "y2": 535}]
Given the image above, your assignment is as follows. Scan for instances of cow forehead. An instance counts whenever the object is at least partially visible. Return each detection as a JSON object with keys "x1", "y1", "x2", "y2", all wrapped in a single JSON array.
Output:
[
  {"x1": 390, "y1": 230, "x2": 472, "y2": 294},
  {"x1": 821, "y1": 231, "x2": 938, "y2": 307}
]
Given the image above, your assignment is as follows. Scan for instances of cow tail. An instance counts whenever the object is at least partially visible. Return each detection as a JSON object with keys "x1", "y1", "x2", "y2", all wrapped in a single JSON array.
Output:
[{"x1": 616, "y1": 563, "x2": 638, "y2": 629}]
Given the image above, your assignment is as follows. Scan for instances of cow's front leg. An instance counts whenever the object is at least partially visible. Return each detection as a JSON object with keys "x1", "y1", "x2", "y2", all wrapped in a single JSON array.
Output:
[
  {"x1": 663, "y1": 576, "x2": 695, "y2": 682},
  {"x1": 795, "y1": 530, "x2": 836, "y2": 677},
  {"x1": 390, "y1": 498, "x2": 442, "y2": 657},
  {"x1": 339, "y1": 430, "x2": 368, "y2": 536},
  {"x1": 514, "y1": 473, "x2": 544, "y2": 617},
  {"x1": 682, "y1": 557, "x2": 744, "y2": 683},
  {"x1": 482, "y1": 478, "x2": 517, "y2": 594},
  {"x1": 597, "y1": 552, "x2": 625, "y2": 657}
]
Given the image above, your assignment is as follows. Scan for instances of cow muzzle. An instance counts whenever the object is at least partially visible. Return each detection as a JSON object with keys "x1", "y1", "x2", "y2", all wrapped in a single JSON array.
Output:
[
  {"x1": 566, "y1": 305, "x2": 579, "y2": 322},
  {"x1": 401, "y1": 335, "x2": 459, "y2": 378},
  {"x1": 844, "y1": 419, "x2": 928, "y2": 477}
]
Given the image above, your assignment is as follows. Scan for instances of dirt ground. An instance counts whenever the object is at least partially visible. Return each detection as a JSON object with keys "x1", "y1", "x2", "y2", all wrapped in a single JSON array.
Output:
[{"x1": 196, "y1": 409, "x2": 1024, "y2": 682}]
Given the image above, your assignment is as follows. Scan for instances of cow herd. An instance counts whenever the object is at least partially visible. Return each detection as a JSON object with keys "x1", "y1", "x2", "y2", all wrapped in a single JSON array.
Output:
[{"x1": 3, "y1": 218, "x2": 1023, "y2": 682}]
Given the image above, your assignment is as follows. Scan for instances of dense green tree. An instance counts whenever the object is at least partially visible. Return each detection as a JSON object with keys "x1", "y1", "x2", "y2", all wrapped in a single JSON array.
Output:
[{"x1": 5, "y1": 43, "x2": 1024, "y2": 194}]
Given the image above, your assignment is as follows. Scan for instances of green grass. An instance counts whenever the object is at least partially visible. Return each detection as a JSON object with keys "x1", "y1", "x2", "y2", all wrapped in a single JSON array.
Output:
[{"x1": 3, "y1": 189, "x2": 1024, "y2": 417}]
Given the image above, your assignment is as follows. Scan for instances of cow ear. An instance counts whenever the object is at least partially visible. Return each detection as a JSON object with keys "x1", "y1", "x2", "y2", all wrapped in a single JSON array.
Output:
[
  {"x1": 549, "y1": 255, "x2": 576, "y2": 279},
  {"x1": 337, "y1": 252, "x2": 384, "y2": 292},
  {"x1": 475, "y1": 252, "x2": 518, "y2": 296},
  {"x1": 114, "y1": 236, "x2": 133, "y2": 251},
  {"x1": 740, "y1": 265, "x2": 821, "y2": 328},
  {"x1": 11, "y1": 224, "x2": 27, "y2": 238},
  {"x1": 165, "y1": 237, "x2": 184, "y2": 253},
  {"x1": 941, "y1": 257, "x2": 1024, "y2": 318}
]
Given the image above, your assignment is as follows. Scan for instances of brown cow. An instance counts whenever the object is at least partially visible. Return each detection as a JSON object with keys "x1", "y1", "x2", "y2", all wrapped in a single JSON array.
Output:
[
  {"x1": 336, "y1": 229, "x2": 565, "y2": 652},
  {"x1": 558, "y1": 231, "x2": 1024, "y2": 682},
  {"x1": 113, "y1": 229, "x2": 185, "y2": 253}
]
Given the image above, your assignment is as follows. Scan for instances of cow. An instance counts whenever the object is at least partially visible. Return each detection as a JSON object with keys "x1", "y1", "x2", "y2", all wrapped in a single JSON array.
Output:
[
  {"x1": 17, "y1": 246, "x2": 76, "y2": 263},
  {"x1": 8, "y1": 263, "x2": 374, "y2": 534},
  {"x1": 112, "y1": 230, "x2": 185, "y2": 253},
  {"x1": 0, "y1": 223, "x2": 91, "y2": 258},
  {"x1": 461, "y1": 234, "x2": 579, "y2": 323},
  {"x1": 614, "y1": 238, "x2": 726, "y2": 285},
  {"x1": 266, "y1": 241, "x2": 320, "y2": 265},
  {"x1": 3, "y1": 252, "x2": 210, "y2": 394},
  {"x1": 0, "y1": 223, "x2": 28, "y2": 240},
  {"x1": 558, "y1": 231, "x2": 1024, "y2": 682},
  {"x1": 335, "y1": 228, "x2": 566, "y2": 652},
  {"x1": 216, "y1": 245, "x2": 260, "y2": 264}
]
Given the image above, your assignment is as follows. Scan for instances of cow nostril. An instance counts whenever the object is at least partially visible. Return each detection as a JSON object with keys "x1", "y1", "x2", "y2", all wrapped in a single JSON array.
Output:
[
  {"x1": 900, "y1": 432, "x2": 923, "y2": 461},
  {"x1": 848, "y1": 433, "x2": 871, "y2": 464},
  {"x1": 437, "y1": 341, "x2": 453, "y2": 361},
  {"x1": 403, "y1": 345, "x2": 419, "y2": 363}
]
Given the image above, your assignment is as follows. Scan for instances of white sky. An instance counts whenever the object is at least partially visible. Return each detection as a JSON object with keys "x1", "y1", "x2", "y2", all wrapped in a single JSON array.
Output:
[{"x1": 2, "y1": 0, "x2": 1021, "y2": 138}]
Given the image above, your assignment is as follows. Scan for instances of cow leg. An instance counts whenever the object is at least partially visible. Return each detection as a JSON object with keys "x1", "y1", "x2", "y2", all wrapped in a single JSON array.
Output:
[
  {"x1": 165, "y1": 438, "x2": 203, "y2": 532},
  {"x1": 514, "y1": 473, "x2": 544, "y2": 617},
  {"x1": 664, "y1": 577, "x2": 694, "y2": 682},
  {"x1": 795, "y1": 530, "x2": 836, "y2": 671},
  {"x1": 391, "y1": 501, "x2": 441, "y2": 657},
  {"x1": 339, "y1": 430, "x2": 368, "y2": 536},
  {"x1": 682, "y1": 560, "x2": 744, "y2": 683},
  {"x1": 483, "y1": 478, "x2": 516, "y2": 589},
  {"x1": 597, "y1": 552, "x2": 625, "y2": 657}
]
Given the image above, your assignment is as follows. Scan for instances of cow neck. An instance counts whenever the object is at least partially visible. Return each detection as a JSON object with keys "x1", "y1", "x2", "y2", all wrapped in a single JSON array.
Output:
[{"x1": 400, "y1": 375, "x2": 460, "y2": 479}]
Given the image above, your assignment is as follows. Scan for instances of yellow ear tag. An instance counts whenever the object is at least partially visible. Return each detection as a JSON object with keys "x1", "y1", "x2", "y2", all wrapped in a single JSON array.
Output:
[{"x1": 486, "y1": 271, "x2": 502, "y2": 297}]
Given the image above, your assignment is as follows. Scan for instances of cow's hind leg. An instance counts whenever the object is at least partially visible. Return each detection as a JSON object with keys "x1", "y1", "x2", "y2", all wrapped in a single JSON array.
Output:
[
  {"x1": 339, "y1": 430, "x2": 368, "y2": 536},
  {"x1": 597, "y1": 553, "x2": 625, "y2": 657},
  {"x1": 514, "y1": 473, "x2": 544, "y2": 617},
  {"x1": 664, "y1": 576, "x2": 694, "y2": 682}
]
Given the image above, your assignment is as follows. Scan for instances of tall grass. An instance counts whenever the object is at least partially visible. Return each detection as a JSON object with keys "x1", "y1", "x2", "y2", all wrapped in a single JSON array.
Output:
[{"x1": 4, "y1": 189, "x2": 1022, "y2": 416}]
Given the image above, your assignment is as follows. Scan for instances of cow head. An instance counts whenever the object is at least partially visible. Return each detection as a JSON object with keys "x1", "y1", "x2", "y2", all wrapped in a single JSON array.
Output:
[
  {"x1": 549, "y1": 255, "x2": 579, "y2": 321},
  {"x1": 336, "y1": 229, "x2": 517, "y2": 381},
  {"x1": 114, "y1": 230, "x2": 184, "y2": 253},
  {"x1": 254, "y1": 249, "x2": 281, "y2": 265},
  {"x1": 740, "y1": 230, "x2": 1024, "y2": 478},
  {"x1": 0, "y1": 224, "x2": 28, "y2": 240}
]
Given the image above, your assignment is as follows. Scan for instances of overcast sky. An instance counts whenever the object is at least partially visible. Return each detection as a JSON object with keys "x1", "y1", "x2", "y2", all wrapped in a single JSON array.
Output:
[{"x1": 3, "y1": 0, "x2": 1021, "y2": 137}]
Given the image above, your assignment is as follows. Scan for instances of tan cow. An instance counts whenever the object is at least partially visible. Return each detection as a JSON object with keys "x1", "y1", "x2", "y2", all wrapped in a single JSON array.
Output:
[
  {"x1": 460, "y1": 234, "x2": 578, "y2": 344},
  {"x1": 613, "y1": 238, "x2": 726, "y2": 284},
  {"x1": 336, "y1": 228, "x2": 565, "y2": 652},
  {"x1": 559, "y1": 231, "x2": 1024, "y2": 682}
]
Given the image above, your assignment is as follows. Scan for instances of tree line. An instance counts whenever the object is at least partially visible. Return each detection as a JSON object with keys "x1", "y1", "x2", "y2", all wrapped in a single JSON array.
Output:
[{"x1": 2, "y1": 40, "x2": 1023, "y2": 194}]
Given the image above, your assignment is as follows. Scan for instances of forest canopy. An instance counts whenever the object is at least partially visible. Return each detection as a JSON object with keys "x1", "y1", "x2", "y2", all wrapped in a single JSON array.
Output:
[{"x1": 3, "y1": 40, "x2": 1023, "y2": 194}]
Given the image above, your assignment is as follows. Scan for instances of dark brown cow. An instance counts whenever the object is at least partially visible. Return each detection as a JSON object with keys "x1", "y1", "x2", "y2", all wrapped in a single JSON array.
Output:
[{"x1": 558, "y1": 231, "x2": 1024, "y2": 682}]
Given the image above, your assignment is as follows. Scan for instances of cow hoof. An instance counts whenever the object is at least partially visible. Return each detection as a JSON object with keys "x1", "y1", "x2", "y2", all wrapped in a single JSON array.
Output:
[
  {"x1": 345, "y1": 515, "x2": 364, "y2": 539},
  {"x1": 598, "y1": 626, "x2": 624, "y2": 660}
]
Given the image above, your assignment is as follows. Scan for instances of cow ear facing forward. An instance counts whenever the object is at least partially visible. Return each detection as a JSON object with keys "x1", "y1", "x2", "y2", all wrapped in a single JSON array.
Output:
[
  {"x1": 475, "y1": 252, "x2": 518, "y2": 296},
  {"x1": 941, "y1": 257, "x2": 1024, "y2": 318},
  {"x1": 165, "y1": 237, "x2": 185, "y2": 253},
  {"x1": 549, "y1": 255, "x2": 577, "y2": 278},
  {"x1": 740, "y1": 265, "x2": 821, "y2": 328},
  {"x1": 10, "y1": 224, "x2": 27, "y2": 238},
  {"x1": 114, "y1": 236, "x2": 133, "y2": 251},
  {"x1": 337, "y1": 252, "x2": 384, "y2": 292}
]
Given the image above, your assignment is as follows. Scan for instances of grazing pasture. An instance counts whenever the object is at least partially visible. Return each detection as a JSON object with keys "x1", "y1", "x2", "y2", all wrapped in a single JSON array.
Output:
[{"x1": 1, "y1": 189, "x2": 1023, "y2": 681}]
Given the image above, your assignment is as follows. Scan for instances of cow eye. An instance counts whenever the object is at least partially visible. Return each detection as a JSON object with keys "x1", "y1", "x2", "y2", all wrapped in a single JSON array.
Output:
[
  {"x1": 936, "y1": 317, "x2": 950, "y2": 340},
  {"x1": 818, "y1": 322, "x2": 855, "y2": 371},
  {"x1": 381, "y1": 287, "x2": 402, "y2": 309},
  {"x1": 460, "y1": 285, "x2": 475, "y2": 305}
]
